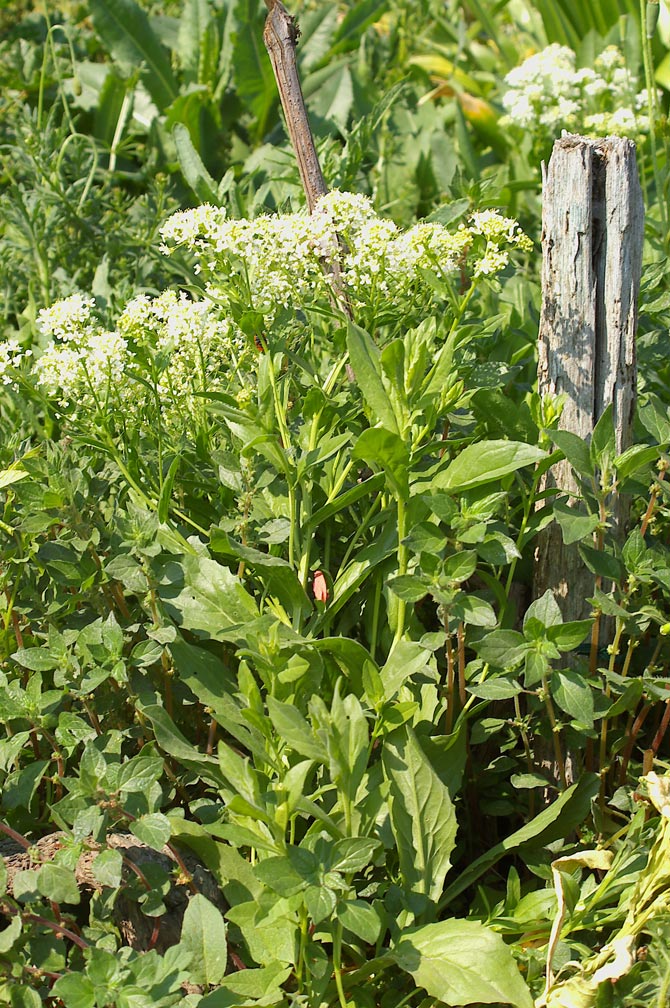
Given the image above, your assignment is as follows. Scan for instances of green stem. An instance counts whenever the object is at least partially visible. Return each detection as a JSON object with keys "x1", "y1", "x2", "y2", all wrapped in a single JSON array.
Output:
[
  {"x1": 332, "y1": 921, "x2": 348, "y2": 1008},
  {"x1": 392, "y1": 495, "x2": 408, "y2": 646}
]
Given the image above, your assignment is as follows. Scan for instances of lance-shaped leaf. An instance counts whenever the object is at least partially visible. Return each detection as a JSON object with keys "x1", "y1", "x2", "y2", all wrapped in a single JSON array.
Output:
[{"x1": 382, "y1": 725, "x2": 456, "y2": 910}]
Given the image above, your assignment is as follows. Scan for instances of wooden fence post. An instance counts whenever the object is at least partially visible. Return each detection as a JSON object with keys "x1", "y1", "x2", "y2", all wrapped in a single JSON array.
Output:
[{"x1": 534, "y1": 134, "x2": 644, "y2": 626}]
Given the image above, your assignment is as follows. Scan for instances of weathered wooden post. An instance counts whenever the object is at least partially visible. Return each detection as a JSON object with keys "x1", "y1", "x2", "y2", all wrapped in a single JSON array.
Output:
[{"x1": 534, "y1": 135, "x2": 644, "y2": 626}]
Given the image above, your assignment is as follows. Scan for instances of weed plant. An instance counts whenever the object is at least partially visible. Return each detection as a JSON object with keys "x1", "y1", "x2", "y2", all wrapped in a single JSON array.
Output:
[{"x1": 2, "y1": 2, "x2": 670, "y2": 1007}]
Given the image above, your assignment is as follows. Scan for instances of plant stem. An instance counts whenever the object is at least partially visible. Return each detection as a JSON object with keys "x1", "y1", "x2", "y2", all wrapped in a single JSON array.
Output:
[
  {"x1": 332, "y1": 921, "x2": 348, "y2": 1008},
  {"x1": 392, "y1": 495, "x2": 408, "y2": 647}
]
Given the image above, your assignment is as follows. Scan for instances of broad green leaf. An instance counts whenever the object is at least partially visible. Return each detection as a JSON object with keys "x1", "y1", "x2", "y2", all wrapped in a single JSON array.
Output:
[
  {"x1": 579, "y1": 544, "x2": 625, "y2": 582},
  {"x1": 346, "y1": 322, "x2": 399, "y2": 434},
  {"x1": 181, "y1": 894, "x2": 227, "y2": 986},
  {"x1": 155, "y1": 553, "x2": 258, "y2": 640},
  {"x1": 37, "y1": 864, "x2": 80, "y2": 905},
  {"x1": 474, "y1": 630, "x2": 529, "y2": 669},
  {"x1": 382, "y1": 725, "x2": 457, "y2": 909},
  {"x1": 0, "y1": 468, "x2": 28, "y2": 490},
  {"x1": 524, "y1": 589, "x2": 563, "y2": 630},
  {"x1": 0, "y1": 915, "x2": 21, "y2": 954},
  {"x1": 614, "y1": 444, "x2": 659, "y2": 481},
  {"x1": 433, "y1": 441, "x2": 546, "y2": 493},
  {"x1": 337, "y1": 898, "x2": 382, "y2": 943},
  {"x1": 443, "y1": 551, "x2": 477, "y2": 583},
  {"x1": 550, "y1": 669, "x2": 594, "y2": 727},
  {"x1": 11, "y1": 648, "x2": 60, "y2": 671},
  {"x1": 130, "y1": 812, "x2": 172, "y2": 851},
  {"x1": 352, "y1": 428, "x2": 409, "y2": 499},
  {"x1": 551, "y1": 430, "x2": 594, "y2": 478},
  {"x1": 546, "y1": 620, "x2": 592, "y2": 651},
  {"x1": 117, "y1": 756, "x2": 163, "y2": 793},
  {"x1": 232, "y1": 0, "x2": 277, "y2": 138},
  {"x1": 590, "y1": 404, "x2": 615, "y2": 468},
  {"x1": 381, "y1": 640, "x2": 433, "y2": 701},
  {"x1": 199, "y1": 963, "x2": 292, "y2": 1004},
  {"x1": 92, "y1": 849, "x2": 123, "y2": 889},
  {"x1": 331, "y1": 837, "x2": 380, "y2": 872},
  {"x1": 140, "y1": 704, "x2": 224, "y2": 787},
  {"x1": 51, "y1": 976, "x2": 96, "y2": 1008},
  {"x1": 209, "y1": 529, "x2": 310, "y2": 614},
  {"x1": 89, "y1": 0, "x2": 178, "y2": 109},
  {"x1": 553, "y1": 500, "x2": 600, "y2": 545},
  {"x1": 392, "y1": 919, "x2": 533, "y2": 1008}
]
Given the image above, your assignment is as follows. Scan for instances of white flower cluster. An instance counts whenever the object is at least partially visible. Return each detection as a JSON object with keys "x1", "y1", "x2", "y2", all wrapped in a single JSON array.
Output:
[
  {"x1": 160, "y1": 191, "x2": 531, "y2": 318},
  {"x1": 0, "y1": 340, "x2": 31, "y2": 386},
  {"x1": 21, "y1": 288, "x2": 248, "y2": 432},
  {"x1": 502, "y1": 43, "x2": 651, "y2": 141},
  {"x1": 34, "y1": 296, "x2": 129, "y2": 410},
  {"x1": 118, "y1": 291, "x2": 248, "y2": 429}
]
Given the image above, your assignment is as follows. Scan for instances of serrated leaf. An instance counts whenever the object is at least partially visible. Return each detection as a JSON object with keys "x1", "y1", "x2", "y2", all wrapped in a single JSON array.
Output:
[
  {"x1": 392, "y1": 918, "x2": 533, "y2": 1007},
  {"x1": 181, "y1": 894, "x2": 227, "y2": 986},
  {"x1": 173, "y1": 122, "x2": 221, "y2": 204}
]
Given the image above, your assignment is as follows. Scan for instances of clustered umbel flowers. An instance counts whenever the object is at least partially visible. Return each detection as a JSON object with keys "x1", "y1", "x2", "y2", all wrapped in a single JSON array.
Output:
[
  {"x1": 159, "y1": 191, "x2": 532, "y2": 318},
  {"x1": 501, "y1": 43, "x2": 652, "y2": 141},
  {"x1": 2, "y1": 192, "x2": 531, "y2": 427}
]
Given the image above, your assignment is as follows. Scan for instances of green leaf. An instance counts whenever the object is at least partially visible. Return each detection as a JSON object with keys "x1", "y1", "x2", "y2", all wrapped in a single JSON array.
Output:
[
  {"x1": 0, "y1": 915, "x2": 21, "y2": 954},
  {"x1": 158, "y1": 454, "x2": 181, "y2": 524},
  {"x1": 614, "y1": 444, "x2": 660, "y2": 481},
  {"x1": 51, "y1": 976, "x2": 96, "y2": 1008},
  {"x1": 346, "y1": 322, "x2": 399, "y2": 434},
  {"x1": 173, "y1": 122, "x2": 221, "y2": 204},
  {"x1": 181, "y1": 894, "x2": 228, "y2": 986},
  {"x1": 37, "y1": 864, "x2": 80, "y2": 905},
  {"x1": 0, "y1": 468, "x2": 28, "y2": 490},
  {"x1": 553, "y1": 500, "x2": 600, "y2": 545},
  {"x1": 130, "y1": 812, "x2": 172, "y2": 851},
  {"x1": 329, "y1": 0, "x2": 388, "y2": 55},
  {"x1": 546, "y1": 620, "x2": 592, "y2": 651},
  {"x1": 392, "y1": 918, "x2": 533, "y2": 1007},
  {"x1": 89, "y1": 0, "x2": 178, "y2": 109},
  {"x1": 331, "y1": 837, "x2": 380, "y2": 873},
  {"x1": 382, "y1": 725, "x2": 457, "y2": 909},
  {"x1": 551, "y1": 430, "x2": 594, "y2": 478},
  {"x1": 352, "y1": 428, "x2": 409, "y2": 499},
  {"x1": 117, "y1": 756, "x2": 163, "y2": 793},
  {"x1": 590, "y1": 404, "x2": 615, "y2": 468},
  {"x1": 92, "y1": 849, "x2": 123, "y2": 889},
  {"x1": 11, "y1": 648, "x2": 60, "y2": 671},
  {"x1": 337, "y1": 898, "x2": 382, "y2": 943},
  {"x1": 232, "y1": 0, "x2": 277, "y2": 138},
  {"x1": 550, "y1": 669, "x2": 594, "y2": 727},
  {"x1": 266, "y1": 696, "x2": 327, "y2": 762},
  {"x1": 524, "y1": 589, "x2": 563, "y2": 630},
  {"x1": 439, "y1": 775, "x2": 599, "y2": 908},
  {"x1": 579, "y1": 544, "x2": 625, "y2": 582},
  {"x1": 474, "y1": 630, "x2": 529, "y2": 669},
  {"x1": 433, "y1": 441, "x2": 546, "y2": 493},
  {"x1": 155, "y1": 553, "x2": 258, "y2": 640}
]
